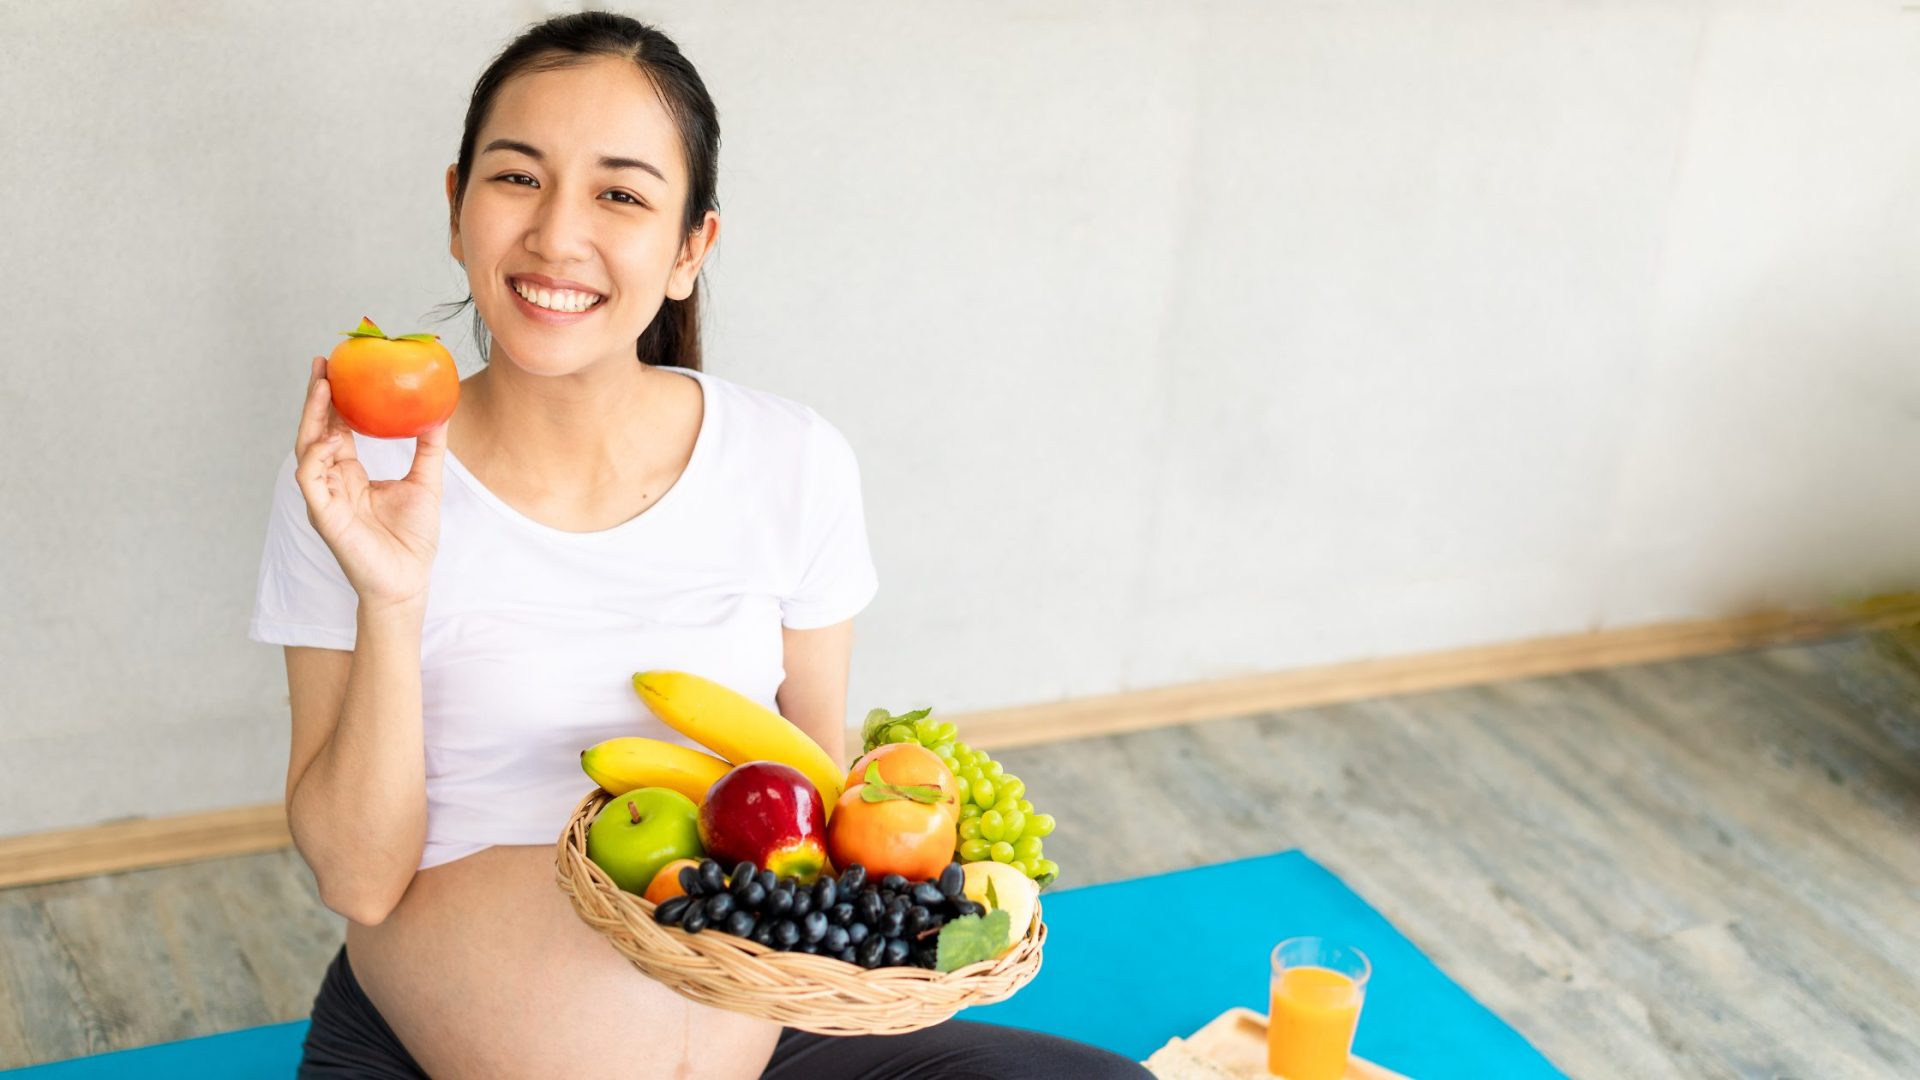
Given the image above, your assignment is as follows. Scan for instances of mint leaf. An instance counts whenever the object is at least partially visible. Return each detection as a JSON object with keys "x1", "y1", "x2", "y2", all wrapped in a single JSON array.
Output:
[
  {"x1": 860, "y1": 708, "x2": 896, "y2": 750},
  {"x1": 859, "y1": 706, "x2": 936, "y2": 752},
  {"x1": 935, "y1": 910, "x2": 1013, "y2": 973}
]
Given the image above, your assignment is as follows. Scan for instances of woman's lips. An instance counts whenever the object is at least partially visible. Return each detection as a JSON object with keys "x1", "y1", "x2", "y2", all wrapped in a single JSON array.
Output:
[{"x1": 508, "y1": 284, "x2": 606, "y2": 326}]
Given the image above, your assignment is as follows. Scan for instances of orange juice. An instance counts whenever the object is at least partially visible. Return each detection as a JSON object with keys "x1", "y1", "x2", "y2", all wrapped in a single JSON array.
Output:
[{"x1": 1267, "y1": 964, "x2": 1363, "y2": 1079}]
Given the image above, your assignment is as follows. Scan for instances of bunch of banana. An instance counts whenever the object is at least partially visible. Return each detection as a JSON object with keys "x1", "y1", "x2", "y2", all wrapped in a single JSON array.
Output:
[
  {"x1": 579, "y1": 736, "x2": 731, "y2": 803},
  {"x1": 628, "y1": 670, "x2": 845, "y2": 812}
]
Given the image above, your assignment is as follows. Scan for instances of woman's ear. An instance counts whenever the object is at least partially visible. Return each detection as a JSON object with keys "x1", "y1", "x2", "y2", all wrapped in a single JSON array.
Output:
[
  {"x1": 445, "y1": 164, "x2": 464, "y2": 264},
  {"x1": 666, "y1": 211, "x2": 721, "y2": 301}
]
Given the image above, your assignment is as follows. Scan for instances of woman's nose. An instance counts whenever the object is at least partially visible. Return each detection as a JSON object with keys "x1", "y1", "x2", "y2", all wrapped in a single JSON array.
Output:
[{"x1": 524, "y1": 190, "x2": 595, "y2": 264}]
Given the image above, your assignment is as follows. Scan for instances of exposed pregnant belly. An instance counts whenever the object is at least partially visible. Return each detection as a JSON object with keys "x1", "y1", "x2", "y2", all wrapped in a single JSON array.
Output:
[{"x1": 344, "y1": 845, "x2": 781, "y2": 1080}]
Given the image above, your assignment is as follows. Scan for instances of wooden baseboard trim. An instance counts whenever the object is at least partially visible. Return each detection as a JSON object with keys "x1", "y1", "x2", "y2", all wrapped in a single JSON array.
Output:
[
  {"x1": 960, "y1": 595, "x2": 1920, "y2": 750},
  {"x1": 0, "y1": 803, "x2": 292, "y2": 890},
  {"x1": 4, "y1": 596, "x2": 1915, "y2": 890}
]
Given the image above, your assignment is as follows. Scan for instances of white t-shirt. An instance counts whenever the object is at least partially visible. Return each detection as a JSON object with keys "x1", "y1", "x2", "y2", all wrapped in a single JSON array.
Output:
[{"x1": 248, "y1": 365, "x2": 878, "y2": 870}]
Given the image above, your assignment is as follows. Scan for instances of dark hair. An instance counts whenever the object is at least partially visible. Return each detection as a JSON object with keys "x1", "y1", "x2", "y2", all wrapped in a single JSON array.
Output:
[{"x1": 430, "y1": 12, "x2": 720, "y2": 371}]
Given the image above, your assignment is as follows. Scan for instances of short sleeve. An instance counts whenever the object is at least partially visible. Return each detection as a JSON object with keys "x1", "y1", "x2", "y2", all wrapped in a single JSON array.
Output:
[
  {"x1": 780, "y1": 409, "x2": 879, "y2": 629},
  {"x1": 248, "y1": 450, "x2": 360, "y2": 650}
]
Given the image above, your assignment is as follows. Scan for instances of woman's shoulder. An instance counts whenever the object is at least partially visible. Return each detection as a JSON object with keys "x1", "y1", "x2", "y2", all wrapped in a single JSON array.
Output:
[{"x1": 677, "y1": 365, "x2": 843, "y2": 452}]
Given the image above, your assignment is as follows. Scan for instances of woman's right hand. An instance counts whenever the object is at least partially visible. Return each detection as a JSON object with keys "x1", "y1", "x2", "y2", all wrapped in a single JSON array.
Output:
[{"x1": 294, "y1": 356, "x2": 448, "y2": 611}]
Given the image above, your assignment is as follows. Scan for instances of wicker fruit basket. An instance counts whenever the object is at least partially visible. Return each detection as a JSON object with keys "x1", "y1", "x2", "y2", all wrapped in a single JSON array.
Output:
[{"x1": 554, "y1": 788, "x2": 1047, "y2": 1036}]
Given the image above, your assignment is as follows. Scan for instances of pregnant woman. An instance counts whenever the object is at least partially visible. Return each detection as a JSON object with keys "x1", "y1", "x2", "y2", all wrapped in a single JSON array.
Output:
[{"x1": 250, "y1": 12, "x2": 1146, "y2": 1079}]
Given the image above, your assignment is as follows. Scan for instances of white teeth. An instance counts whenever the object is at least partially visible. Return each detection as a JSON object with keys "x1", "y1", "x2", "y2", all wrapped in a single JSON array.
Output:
[{"x1": 512, "y1": 279, "x2": 603, "y2": 313}]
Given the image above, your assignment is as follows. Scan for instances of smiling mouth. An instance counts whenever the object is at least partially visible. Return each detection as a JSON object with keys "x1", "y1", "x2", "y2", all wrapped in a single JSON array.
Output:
[{"x1": 509, "y1": 277, "x2": 607, "y2": 313}]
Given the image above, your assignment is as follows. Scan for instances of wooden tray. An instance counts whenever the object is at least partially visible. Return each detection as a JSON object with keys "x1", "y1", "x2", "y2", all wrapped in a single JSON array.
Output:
[{"x1": 1142, "y1": 1006, "x2": 1411, "y2": 1079}]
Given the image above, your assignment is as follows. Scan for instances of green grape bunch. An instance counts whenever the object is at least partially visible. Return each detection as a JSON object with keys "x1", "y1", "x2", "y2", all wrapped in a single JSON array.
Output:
[{"x1": 861, "y1": 707, "x2": 1059, "y2": 888}]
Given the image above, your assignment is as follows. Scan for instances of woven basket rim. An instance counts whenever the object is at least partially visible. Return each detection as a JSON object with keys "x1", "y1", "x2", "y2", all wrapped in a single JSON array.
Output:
[{"x1": 555, "y1": 787, "x2": 1046, "y2": 1035}]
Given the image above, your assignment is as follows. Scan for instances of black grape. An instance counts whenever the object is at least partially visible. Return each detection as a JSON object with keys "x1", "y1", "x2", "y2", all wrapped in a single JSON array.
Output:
[
  {"x1": 855, "y1": 891, "x2": 884, "y2": 925},
  {"x1": 725, "y1": 911, "x2": 758, "y2": 938},
  {"x1": 904, "y1": 907, "x2": 930, "y2": 935},
  {"x1": 813, "y1": 878, "x2": 837, "y2": 911},
  {"x1": 680, "y1": 906, "x2": 708, "y2": 934},
  {"x1": 739, "y1": 882, "x2": 768, "y2": 909},
  {"x1": 828, "y1": 902, "x2": 855, "y2": 926},
  {"x1": 857, "y1": 936, "x2": 886, "y2": 968},
  {"x1": 772, "y1": 919, "x2": 800, "y2": 949},
  {"x1": 878, "y1": 908, "x2": 905, "y2": 938},
  {"x1": 750, "y1": 924, "x2": 777, "y2": 948},
  {"x1": 653, "y1": 896, "x2": 692, "y2": 926},
  {"x1": 731, "y1": 863, "x2": 758, "y2": 897},
  {"x1": 821, "y1": 925, "x2": 850, "y2": 953},
  {"x1": 697, "y1": 860, "x2": 726, "y2": 894},
  {"x1": 801, "y1": 911, "x2": 829, "y2": 943},
  {"x1": 882, "y1": 937, "x2": 910, "y2": 966},
  {"x1": 910, "y1": 882, "x2": 945, "y2": 908},
  {"x1": 756, "y1": 869, "x2": 778, "y2": 893},
  {"x1": 837, "y1": 865, "x2": 868, "y2": 892},
  {"x1": 678, "y1": 866, "x2": 702, "y2": 896},
  {"x1": 846, "y1": 922, "x2": 870, "y2": 946},
  {"x1": 790, "y1": 891, "x2": 813, "y2": 919},
  {"x1": 836, "y1": 947, "x2": 859, "y2": 964},
  {"x1": 880, "y1": 873, "x2": 908, "y2": 893},
  {"x1": 704, "y1": 893, "x2": 735, "y2": 922},
  {"x1": 937, "y1": 863, "x2": 965, "y2": 898},
  {"x1": 764, "y1": 886, "x2": 794, "y2": 917}
]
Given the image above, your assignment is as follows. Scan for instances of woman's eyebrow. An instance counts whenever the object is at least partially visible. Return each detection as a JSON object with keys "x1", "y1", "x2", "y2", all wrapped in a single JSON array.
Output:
[{"x1": 480, "y1": 137, "x2": 666, "y2": 183}]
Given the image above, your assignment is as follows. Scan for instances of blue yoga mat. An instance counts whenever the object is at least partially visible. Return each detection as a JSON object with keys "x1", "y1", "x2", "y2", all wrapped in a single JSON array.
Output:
[
  {"x1": 6, "y1": 850, "x2": 1561, "y2": 1078},
  {"x1": 962, "y1": 850, "x2": 1564, "y2": 1077}
]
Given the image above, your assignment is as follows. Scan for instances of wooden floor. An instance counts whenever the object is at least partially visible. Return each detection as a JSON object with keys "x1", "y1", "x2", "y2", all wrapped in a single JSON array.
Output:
[{"x1": 2, "y1": 631, "x2": 1916, "y2": 1076}]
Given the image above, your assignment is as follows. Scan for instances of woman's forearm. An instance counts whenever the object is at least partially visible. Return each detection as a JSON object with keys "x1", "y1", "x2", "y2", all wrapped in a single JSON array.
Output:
[{"x1": 289, "y1": 599, "x2": 430, "y2": 924}]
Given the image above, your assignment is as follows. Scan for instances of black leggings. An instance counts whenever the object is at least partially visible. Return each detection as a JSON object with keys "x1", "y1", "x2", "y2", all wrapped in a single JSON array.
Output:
[{"x1": 298, "y1": 944, "x2": 1149, "y2": 1078}]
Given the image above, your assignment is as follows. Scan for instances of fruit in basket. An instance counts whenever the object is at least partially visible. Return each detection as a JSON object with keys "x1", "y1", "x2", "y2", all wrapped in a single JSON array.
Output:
[
  {"x1": 581, "y1": 736, "x2": 731, "y2": 803},
  {"x1": 961, "y1": 861, "x2": 1039, "y2": 954},
  {"x1": 842, "y1": 743, "x2": 961, "y2": 804},
  {"x1": 862, "y1": 707, "x2": 1060, "y2": 887},
  {"x1": 633, "y1": 671, "x2": 845, "y2": 813},
  {"x1": 698, "y1": 762, "x2": 830, "y2": 883},
  {"x1": 642, "y1": 857, "x2": 702, "y2": 904},
  {"x1": 324, "y1": 317, "x2": 459, "y2": 439},
  {"x1": 826, "y1": 752, "x2": 962, "y2": 882},
  {"x1": 587, "y1": 788, "x2": 704, "y2": 895}
]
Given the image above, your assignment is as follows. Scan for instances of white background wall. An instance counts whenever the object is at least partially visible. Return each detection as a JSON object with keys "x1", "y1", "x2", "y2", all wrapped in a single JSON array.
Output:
[{"x1": 3, "y1": 1, "x2": 1917, "y2": 837}]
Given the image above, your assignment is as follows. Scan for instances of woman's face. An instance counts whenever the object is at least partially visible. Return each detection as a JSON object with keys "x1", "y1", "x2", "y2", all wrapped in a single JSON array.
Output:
[{"x1": 447, "y1": 55, "x2": 718, "y2": 378}]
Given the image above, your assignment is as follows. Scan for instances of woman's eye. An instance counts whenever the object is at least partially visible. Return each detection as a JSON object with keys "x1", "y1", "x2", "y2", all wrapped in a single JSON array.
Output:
[
  {"x1": 604, "y1": 191, "x2": 644, "y2": 206},
  {"x1": 495, "y1": 173, "x2": 536, "y2": 187}
]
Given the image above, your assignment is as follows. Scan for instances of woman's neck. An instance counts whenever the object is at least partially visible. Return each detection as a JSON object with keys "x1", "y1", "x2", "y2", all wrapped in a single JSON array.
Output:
[{"x1": 449, "y1": 356, "x2": 671, "y2": 492}]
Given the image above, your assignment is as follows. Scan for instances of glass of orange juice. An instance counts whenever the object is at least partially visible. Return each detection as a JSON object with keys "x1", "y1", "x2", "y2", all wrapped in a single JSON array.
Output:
[{"x1": 1267, "y1": 937, "x2": 1370, "y2": 1080}]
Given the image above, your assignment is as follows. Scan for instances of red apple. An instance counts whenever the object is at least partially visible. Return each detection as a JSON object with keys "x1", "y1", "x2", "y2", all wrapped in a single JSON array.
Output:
[{"x1": 698, "y1": 761, "x2": 830, "y2": 883}]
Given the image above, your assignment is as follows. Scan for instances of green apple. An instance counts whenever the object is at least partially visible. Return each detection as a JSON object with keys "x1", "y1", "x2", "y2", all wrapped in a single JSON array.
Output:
[{"x1": 586, "y1": 787, "x2": 704, "y2": 895}]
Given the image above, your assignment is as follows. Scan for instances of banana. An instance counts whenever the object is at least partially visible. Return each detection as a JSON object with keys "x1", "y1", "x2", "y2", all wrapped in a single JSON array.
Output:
[
  {"x1": 632, "y1": 670, "x2": 845, "y2": 811},
  {"x1": 580, "y1": 736, "x2": 732, "y2": 803}
]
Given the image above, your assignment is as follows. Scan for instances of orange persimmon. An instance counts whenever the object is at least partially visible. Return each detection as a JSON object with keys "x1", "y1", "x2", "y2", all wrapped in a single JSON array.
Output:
[
  {"x1": 827, "y1": 747, "x2": 960, "y2": 881},
  {"x1": 325, "y1": 316, "x2": 459, "y2": 438}
]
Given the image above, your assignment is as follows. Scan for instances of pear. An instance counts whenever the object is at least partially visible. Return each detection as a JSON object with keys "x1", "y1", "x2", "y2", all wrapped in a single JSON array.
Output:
[{"x1": 961, "y1": 861, "x2": 1040, "y2": 953}]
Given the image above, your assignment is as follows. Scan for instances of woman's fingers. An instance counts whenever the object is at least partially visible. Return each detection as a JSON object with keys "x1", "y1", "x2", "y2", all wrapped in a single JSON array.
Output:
[
  {"x1": 406, "y1": 417, "x2": 450, "y2": 493},
  {"x1": 295, "y1": 358, "x2": 330, "y2": 458}
]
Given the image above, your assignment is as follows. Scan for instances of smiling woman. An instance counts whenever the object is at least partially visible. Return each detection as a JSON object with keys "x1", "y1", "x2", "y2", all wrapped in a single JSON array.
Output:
[{"x1": 252, "y1": 10, "x2": 1147, "y2": 1080}]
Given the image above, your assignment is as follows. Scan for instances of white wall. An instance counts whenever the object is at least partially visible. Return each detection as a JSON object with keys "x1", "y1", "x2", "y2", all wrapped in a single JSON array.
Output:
[{"x1": 3, "y1": 1, "x2": 1917, "y2": 837}]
